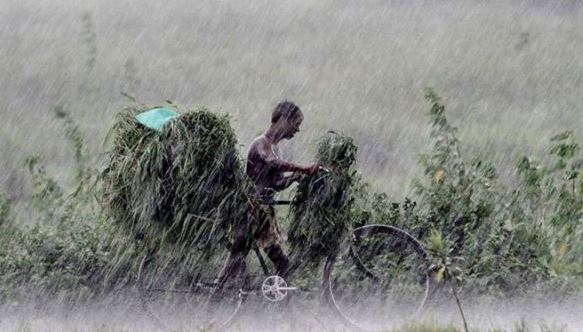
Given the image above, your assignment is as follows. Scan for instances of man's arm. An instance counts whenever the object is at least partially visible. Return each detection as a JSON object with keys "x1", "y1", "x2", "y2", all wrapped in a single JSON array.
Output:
[
  {"x1": 253, "y1": 137, "x2": 318, "y2": 174},
  {"x1": 271, "y1": 173, "x2": 303, "y2": 191}
]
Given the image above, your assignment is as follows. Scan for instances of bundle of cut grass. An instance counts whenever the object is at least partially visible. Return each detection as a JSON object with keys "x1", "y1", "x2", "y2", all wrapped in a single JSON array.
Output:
[
  {"x1": 102, "y1": 105, "x2": 249, "y2": 259},
  {"x1": 288, "y1": 131, "x2": 358, "y2": 267}
]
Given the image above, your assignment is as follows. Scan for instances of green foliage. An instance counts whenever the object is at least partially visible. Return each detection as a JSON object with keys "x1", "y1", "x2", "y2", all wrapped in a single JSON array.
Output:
[
  {"x1": 0, "y1": 214, "x2": 110, "y2": 302},
  {"x1": 397, "y1": 321, "x2": 459, "y2": 332},
  {"x1": 101, "y1": 104, "x2": 249, "y2": 261},
  {"x1": 0, "y1": 191, "x2": 12, "y2": 227},
  {"x1": 415, "y1": 89, "x2": 497, "y2": 236},
  {"x1": 0, "y1": 109, "x2": 114, "y2": 302},
  {"x1": 25, "y1": 155, "x2": 65, "y2": 222},
  {"x1": 54, "y1": 105, "x2": 90, "y2": 183},
  {"x1": 315, "y1": 130, "x2": 358, "y2": 169},
  {"x1": 511, "y1": 130, "x2": 583, "y2": 283},
  {"x1": 1, "y1": 103, "x2": 248, "y2": 303},
  {"x1": 1, "y1": 92, "x2": 583, "y2": 304},
  {"x1": 406, "y1": 89, "x2": 583, "y2": 293},
  {"x1": 288, "y1": 132, "x2": 358, "y2": 267},
  {"x1": 81, "y1": 12, "x2": 98, "y2": 72}
]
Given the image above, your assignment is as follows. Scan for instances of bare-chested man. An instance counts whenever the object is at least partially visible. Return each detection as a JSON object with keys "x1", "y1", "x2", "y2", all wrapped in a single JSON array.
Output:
[{"x1": 210, "y1": 101, "x2": 319, "y2": 302}]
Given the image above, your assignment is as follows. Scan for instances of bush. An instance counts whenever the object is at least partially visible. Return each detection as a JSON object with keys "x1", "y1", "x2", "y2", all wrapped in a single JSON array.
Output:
[{"x1": 407, "y1": 89, "x2": 583, "y2": 294}]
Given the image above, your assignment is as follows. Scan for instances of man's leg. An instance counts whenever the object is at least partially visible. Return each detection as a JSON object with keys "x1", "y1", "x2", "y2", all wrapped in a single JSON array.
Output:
[
  {"x1": 208, "y1": 222, "x2": 252, "y2": 307},
  {"x1": 262, "y1": 205, "x2": 289, "y2": 277},
  {"x1": 265, "y1": 244, "x2": 292, "y2": 306},
  {"x1": 265, "y1": 244, "x2": 290, "y2": 278},
  {"x1": 213, "y1": 250, "x2": 246, "y2": 292}
]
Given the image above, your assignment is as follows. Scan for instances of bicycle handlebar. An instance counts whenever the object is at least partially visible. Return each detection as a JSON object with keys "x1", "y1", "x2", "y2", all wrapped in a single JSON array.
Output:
[{"x1": 253, "y1": 167, "x2": 332, "y2": 206}]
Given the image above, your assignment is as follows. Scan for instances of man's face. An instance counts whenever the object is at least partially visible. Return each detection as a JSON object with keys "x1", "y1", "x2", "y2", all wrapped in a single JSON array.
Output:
[{"x1": 283, "y1": 113, "x2": 303, "y2": 139}]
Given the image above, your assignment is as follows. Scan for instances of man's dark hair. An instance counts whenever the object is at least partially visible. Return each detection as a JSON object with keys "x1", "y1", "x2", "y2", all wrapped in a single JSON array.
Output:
[{"x1": 271, "y1": 101, "x2": 301, "y2": 124}]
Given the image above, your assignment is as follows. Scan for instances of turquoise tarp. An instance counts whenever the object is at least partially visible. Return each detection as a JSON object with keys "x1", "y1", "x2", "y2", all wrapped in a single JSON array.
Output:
[{"x1": 135, "y1": 107, "x2": 179, "y2": 131}]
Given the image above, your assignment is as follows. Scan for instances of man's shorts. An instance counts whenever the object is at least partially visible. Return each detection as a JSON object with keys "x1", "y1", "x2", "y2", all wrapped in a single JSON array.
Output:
[{"x1": 249, "y1": 203, "x2": 283, "y2": 249}]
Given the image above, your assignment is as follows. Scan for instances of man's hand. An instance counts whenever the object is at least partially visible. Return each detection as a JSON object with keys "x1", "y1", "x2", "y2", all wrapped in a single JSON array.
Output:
[
  {"x1": 302, "y1": 163, "x2": 321, "y2": 175},
  {"x1": 271, "y1": 172, "x2": 305, "y2": 191},
  {"x1": 289, "y1": 172, "x2": 305, "y2": 182}
]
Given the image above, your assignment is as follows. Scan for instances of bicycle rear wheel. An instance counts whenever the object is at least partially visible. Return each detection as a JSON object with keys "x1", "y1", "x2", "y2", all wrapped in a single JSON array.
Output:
[
  {"x1": 137, "y1": 259, "x2": 244, "y2": 331},
  {"x1": 323, "y1": 224, "x2": 437, "y2": 331}
]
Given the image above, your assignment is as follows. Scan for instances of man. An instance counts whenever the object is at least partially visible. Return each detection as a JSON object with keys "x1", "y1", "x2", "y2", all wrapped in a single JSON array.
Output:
[{"x1": 210, "y1": 101, "x2": 319, "y2": 302}]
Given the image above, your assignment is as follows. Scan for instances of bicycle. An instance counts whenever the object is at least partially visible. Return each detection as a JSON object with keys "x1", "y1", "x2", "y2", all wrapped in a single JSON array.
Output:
[{"x1": 138, "y1": 199, "x2": 438, "y2": 331}]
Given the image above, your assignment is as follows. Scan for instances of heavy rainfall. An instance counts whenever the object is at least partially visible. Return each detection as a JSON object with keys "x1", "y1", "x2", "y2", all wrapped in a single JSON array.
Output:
[{"x1": 0, "y1": 0, "x2": 582, "y2": 331}]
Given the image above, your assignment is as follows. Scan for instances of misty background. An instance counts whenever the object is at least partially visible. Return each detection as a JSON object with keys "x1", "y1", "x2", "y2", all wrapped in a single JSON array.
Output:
[{"x1": 1, "y1": 0, "x2": 582, "y2": 219}]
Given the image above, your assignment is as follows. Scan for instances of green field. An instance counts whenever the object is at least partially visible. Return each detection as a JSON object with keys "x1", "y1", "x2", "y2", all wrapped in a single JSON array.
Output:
[{"x1": 2, "y1": 0, "x2": 583, "y2": 205}]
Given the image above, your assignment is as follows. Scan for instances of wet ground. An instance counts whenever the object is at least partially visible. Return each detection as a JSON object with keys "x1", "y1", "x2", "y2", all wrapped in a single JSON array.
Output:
[{"x1": 0, "y1": 295, "x2": 581, "y2": 331}]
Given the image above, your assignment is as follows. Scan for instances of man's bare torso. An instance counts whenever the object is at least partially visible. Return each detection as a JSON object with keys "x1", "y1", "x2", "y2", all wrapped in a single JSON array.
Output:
[{"x1": 246, "y1": 135, "x2": 284, "y2": 197}]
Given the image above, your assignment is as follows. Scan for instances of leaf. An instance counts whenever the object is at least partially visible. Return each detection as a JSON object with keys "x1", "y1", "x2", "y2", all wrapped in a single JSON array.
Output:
[
  {"x1": 556, "y1": 243, "x2": 568, "y2": 258},
  {"x1": 436, "y1": 266, "x2": 446, "y2": 283},
  {"x1": 550, "y1": 131, "x2": 573, "y2": 142},
  {"x1": 120, "y1": 92, "x2": 137, "y2": 103},
  {"x1": 571, "y1": 158, "x2": 583, "y2": 170},
  {"x1": 549, "y1": 143, "x2": 579, "y2": 159},
  {"x1": 53, "y1": 104, "x2": 67, "y2": 118},
  {"x1": 428, "y1": 228, "x2": 444, "y2": 252},
  {"x1": 433, "y1": 169, "x2": 446, "y2": 183}
]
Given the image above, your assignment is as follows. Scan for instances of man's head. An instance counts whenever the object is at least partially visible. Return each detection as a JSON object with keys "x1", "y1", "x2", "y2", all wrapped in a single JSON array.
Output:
[{"x1": 271, "y1": 101, "x2": 303, "y2": 140}]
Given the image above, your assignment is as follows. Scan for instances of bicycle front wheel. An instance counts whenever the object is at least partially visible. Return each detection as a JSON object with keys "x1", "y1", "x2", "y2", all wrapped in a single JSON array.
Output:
[{"x1": 323, "y1": 224, "x2": 436, "y2": 331}]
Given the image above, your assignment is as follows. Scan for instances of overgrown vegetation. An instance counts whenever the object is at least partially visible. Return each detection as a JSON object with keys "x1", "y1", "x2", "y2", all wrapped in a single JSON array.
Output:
[
  {"x1": 0, "y1": 90, "x2": 581, "y2": 305},
  {"x1": 416, "y1": 89, "x2": 582, "y2": 293},
  {"x1": 0, "y1": 191, "x2": 12, "y2": 227},
  {"x1": 288, "y1": 131, "x2": 358, "y2": 269},
  {"x1": 101, "y1": 104, "x2": 248, "y2": 260}
]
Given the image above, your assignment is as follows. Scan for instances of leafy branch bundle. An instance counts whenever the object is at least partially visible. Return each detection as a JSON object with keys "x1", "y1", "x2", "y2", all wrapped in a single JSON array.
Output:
[
  {"x1": 102, "y1": 105, "x2": 249, "y2": 259},
  {"x1": 288, "y1": 131, "x2": 358, "y2": 267}
]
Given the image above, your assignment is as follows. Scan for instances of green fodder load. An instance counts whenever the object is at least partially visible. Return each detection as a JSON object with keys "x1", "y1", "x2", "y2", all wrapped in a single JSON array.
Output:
[
  {"x1": 288, "y1": 131, "x2": 358, "y2": 267},
  {"x1": 102, "y1": 105, "x2": 249, "y2": 258}
]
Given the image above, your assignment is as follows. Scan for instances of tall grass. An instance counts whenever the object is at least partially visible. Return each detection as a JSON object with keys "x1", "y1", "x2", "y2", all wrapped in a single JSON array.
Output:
[
  {"x1": 2, "y1": 0, "x2": 582, "y2": 207},
  {"x1": 0, "y1": 88, "x2": 580, "y2": 304}
]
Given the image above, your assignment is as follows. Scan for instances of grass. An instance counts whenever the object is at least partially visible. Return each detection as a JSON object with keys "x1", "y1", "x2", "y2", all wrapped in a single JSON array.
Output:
[
  {"x1": 1, "y1": 1, "x2": 583, "y2": 209},
  {"x1": 2, "y1": 319, "x2": 569, "y2": 332},
  {"x1": 2, "y1": 87, "x2": 580, "y2": 302},
  {"x1": 102, "y1": 104, "x2": 248, "y2": 258}
]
